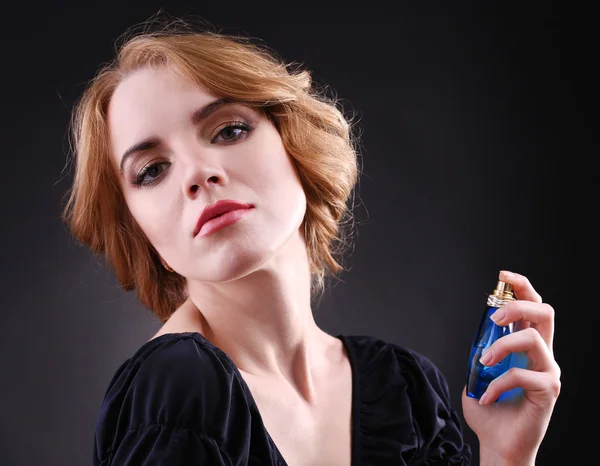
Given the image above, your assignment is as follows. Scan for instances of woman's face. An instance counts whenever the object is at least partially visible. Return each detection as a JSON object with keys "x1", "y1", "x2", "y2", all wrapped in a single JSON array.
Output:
[{"x1": 107, "y1": 66, "x2": 307, "y2": 283}]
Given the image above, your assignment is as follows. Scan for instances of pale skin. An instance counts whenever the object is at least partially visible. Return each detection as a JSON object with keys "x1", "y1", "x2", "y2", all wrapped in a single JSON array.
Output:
[{"x1": 107, "y1": 66, "x2": 560, "y2": 466}]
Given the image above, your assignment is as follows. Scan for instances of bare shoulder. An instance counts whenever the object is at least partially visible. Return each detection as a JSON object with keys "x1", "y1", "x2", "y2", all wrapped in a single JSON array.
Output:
[{"x1": 150, "y1": 298, "x2": 207, "y2": 341}]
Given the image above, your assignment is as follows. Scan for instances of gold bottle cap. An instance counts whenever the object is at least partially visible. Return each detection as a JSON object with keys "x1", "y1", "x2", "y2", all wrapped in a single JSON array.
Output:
[{"x1": 491, "y1": 280, "x2": 515, "y2": 301}]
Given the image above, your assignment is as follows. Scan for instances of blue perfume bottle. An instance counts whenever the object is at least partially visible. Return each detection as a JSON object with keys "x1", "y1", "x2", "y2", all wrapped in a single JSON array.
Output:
[{"x1": 466, "y1": 280, "x2": 528, "y2": 402}]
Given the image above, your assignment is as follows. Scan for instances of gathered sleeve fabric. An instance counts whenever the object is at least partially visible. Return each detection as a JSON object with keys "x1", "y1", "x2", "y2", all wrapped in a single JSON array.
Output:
[
  {"x1": 340, "y1": 335, "x2": 472, "y2": 465},
  {"x1": 97, "y1": 424, "x2": 232, "y2": 466},
  {"x1": 92, "y1": 333, "x2": 279, "y2": 466}
]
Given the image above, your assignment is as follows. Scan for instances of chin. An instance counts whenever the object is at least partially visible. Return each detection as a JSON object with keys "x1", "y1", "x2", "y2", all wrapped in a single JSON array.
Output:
[
  {"x1": 200, "y1": 233, "x2": 304, "y2": 284},
  {"x1": 186, "y1": 246, "x2": 273, "y2": 284}
]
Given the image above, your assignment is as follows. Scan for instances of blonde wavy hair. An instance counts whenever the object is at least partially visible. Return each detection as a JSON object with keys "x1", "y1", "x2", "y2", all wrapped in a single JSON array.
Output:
[{"x1": 62, "y1": 15, "x2": 361, "y2": 323}]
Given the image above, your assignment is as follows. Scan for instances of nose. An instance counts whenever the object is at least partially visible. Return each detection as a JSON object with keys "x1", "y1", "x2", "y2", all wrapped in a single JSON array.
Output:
[{"x1": 180, "y1": 151, "x2": 228, "y2": 199}]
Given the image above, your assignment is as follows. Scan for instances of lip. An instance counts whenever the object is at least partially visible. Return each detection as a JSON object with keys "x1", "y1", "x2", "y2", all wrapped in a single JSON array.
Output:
[{"x1": 193, "y1": 199, "x2": 254, "y2": 237}]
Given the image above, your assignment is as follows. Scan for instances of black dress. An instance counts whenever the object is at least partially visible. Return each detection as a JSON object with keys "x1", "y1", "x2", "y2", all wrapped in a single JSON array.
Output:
[{"x1": 92, "y1": 332, "x2": 472, "y2": 465}]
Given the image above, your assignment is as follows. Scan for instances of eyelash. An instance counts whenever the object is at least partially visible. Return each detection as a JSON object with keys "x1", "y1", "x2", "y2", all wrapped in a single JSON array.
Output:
[{"x1": 131, "y1": 121, "x2": 254, "y2": 187}]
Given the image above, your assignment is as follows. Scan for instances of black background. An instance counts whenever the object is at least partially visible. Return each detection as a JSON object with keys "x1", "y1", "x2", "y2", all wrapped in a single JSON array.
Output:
[{"x1": 1, "y1": 1, "x2": 595, "y2": 465}]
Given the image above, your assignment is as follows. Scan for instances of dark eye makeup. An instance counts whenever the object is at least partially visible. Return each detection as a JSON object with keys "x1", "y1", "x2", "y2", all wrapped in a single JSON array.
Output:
[{"x1": 129, "y1": 120, "x2": 254, "y2": 187}]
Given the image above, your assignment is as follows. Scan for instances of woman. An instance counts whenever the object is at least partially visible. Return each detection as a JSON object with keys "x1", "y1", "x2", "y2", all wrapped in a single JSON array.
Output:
[{"x1": 63, "y1": 16, "x2": 560, "y2": 466}]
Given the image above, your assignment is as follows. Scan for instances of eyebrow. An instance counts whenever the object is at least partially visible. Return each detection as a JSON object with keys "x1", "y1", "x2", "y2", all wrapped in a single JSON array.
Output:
[{"x1": 118, "y1": 97, "x2": 239, "y2": 174}]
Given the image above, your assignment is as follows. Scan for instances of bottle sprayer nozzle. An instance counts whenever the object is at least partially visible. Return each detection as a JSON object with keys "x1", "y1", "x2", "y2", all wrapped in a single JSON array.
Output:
[{"x1": 491, "y1": 280, "x2": 515, "y2": 301}]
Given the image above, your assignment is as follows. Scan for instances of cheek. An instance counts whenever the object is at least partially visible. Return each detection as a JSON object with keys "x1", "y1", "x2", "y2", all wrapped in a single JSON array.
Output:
[
  {"x1": 253, "y1": 151, "x2": 306, "y2": 227},
  {"x1": 252, "y1": 150, "x2": 304, "y2": 201},
  {"x1": 125, "y1": 190, "x2": 182, "y2": 251},
  {"x1": 244, "y1": 133, "x2": 303, "y2": 191}
]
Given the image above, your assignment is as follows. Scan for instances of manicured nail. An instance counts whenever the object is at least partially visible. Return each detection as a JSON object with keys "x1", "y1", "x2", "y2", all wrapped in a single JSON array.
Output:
[
  {"x1": 479, "y1": 350, "x2": 493, "y2": 365},
  {"x1": 490, "y1": 308, "x2": 505, "y2": 323},
  {"x1": 479, "y1": 392, "x2": 489, "y2": 405}
]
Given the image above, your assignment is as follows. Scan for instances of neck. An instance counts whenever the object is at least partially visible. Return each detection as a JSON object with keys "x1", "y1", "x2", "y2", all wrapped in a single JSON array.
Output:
[{"x1": 186, "y1": 231, "x2": 331, "y2": 388}]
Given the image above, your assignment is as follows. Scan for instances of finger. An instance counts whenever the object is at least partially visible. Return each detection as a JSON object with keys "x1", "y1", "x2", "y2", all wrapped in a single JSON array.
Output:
[
  {"x1": 499, "y1": 270, "x2": 542, "y2": 303},
  {"x1": 479, "y1": 327, "x2": 555, "y2": 372},
  {"x1": 491, "y1": 300, "x2": 555, "y2": 350},
  {"x1": 479, "y1": 367, "x2": 561, "y2": 406}
]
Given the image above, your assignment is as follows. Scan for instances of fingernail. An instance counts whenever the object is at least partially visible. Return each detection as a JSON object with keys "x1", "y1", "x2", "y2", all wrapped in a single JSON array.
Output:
[
  {"x1": 479, "y1": 350, "x2": 493, "y2": 365},
  {"x1": 501, "y1": 270, "x2": 514, "y2": 278},
  {"x1": 490, "y1": 308, "x2": 505, "y2": 323},
  {"x1": 479, "y1": 392, "x2": 489, "y2": 405}
]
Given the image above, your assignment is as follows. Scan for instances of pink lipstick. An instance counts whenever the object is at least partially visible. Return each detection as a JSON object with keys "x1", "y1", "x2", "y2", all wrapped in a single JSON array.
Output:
[{"x1": 194, "y1": 200, "x2": 254, "y2": 237}]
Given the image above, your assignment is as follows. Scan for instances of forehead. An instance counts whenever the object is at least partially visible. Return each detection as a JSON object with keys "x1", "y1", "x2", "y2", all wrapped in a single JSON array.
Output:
[
  {"x1": 108, "y1": 67, "x2": 214, "y2": 126},
  {"x1": 107, "y1": 67, "x2": 216, "y2": 161}
]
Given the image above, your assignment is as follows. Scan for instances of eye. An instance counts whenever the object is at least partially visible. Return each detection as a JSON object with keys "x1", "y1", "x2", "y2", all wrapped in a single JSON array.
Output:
[
  {"x1": 212, "y1": 122, "x2": 253, "y2": 144},
  {"x1": 133, "y1": 161, "x2": 170, "y2": 187}
]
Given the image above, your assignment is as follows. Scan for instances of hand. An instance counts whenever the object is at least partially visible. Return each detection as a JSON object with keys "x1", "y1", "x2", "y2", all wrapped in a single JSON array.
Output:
[{"x1": 461, "y1": 270, "x2": 561, "y2": 465}]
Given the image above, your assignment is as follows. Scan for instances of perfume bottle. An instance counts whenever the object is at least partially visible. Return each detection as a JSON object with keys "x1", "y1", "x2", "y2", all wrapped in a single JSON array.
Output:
[{"x1": 466, "y1": 280, "x2": 528, "y2": 402}]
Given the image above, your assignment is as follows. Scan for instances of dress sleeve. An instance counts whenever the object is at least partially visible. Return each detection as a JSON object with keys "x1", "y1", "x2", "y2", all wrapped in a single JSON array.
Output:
[
  {"x1": 347, "y1": 334, "x2": 472, "y2": 465},
  {"x1": 92, "y1": 335, "x2": 254, "y2": 466},
  {"x1": 97, "y1": 424, "x2": 233, "y2": 466},
  {"x1": 404, "y1": 349, "x2": 472, "y2": 465}
]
